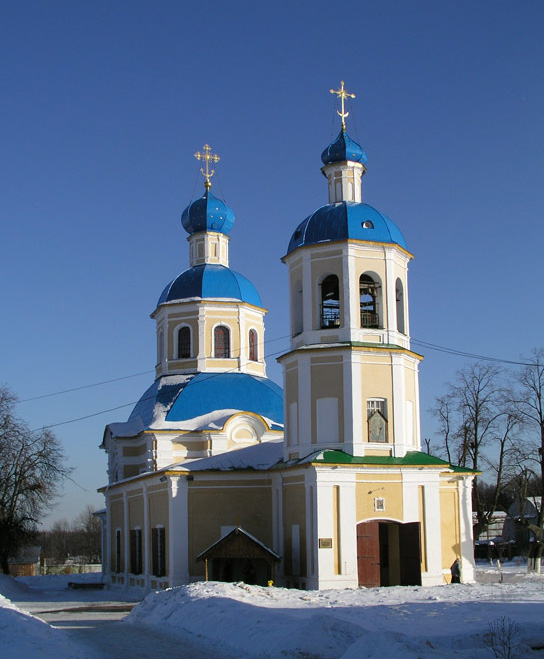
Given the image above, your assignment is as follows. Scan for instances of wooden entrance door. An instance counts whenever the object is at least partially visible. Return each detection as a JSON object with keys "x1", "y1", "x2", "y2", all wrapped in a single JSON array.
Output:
[{"x1": 357, "y1": 521, "x2": 380, "y2": 587}]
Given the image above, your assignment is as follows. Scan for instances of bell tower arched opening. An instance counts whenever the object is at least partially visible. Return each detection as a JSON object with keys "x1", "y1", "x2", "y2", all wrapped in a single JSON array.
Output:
[
  {"x1": 360, "y1": 274, "x2": 381, "y2": 329},
  {"x1": 320, "y1": 275, "x2": 340, "y2": 329}
]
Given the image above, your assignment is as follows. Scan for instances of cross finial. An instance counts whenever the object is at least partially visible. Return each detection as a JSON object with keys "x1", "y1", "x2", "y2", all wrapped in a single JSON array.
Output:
[
  {"x1": 194, "y1": 143, "x2": 220, "y2": 190},
  {"x1": 330, "y1": 80, "x2": 356, "y2": 132}
]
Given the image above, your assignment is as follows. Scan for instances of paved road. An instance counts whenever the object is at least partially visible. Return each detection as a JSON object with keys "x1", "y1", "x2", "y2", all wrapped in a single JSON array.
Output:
[
  {"x1": 15, "y1": 589, "x2": 241, "y2": 659},
  {"x1": 37, "y1": 606, "x2": 230, "y2": 659}
]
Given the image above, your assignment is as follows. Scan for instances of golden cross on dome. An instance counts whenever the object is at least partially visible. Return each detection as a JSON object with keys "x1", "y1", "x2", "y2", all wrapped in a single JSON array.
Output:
[
  {"x1": 194, "y1": 143, "x2": 220, "y2": 189},
  {"x1": 330, "y1": 80, "x2": 356, "y2": 131}
]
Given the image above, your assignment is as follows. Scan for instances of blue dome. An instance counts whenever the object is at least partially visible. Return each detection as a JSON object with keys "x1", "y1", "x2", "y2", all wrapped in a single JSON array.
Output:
[
  {"x1": 181, "y1": 189, "x2": 235, "y2": 235},
  {"x1": 158, "y1": 264, "x2": 262, "y2": 307},
  {"x1": 321, "y1": 130, "x2": 367, "y2": 165},
  {"x1": 166, "y1": 372, "x2": 283, "y2": 426},
  {"x1": 128, "y1": 373, "x2": 284, "y2": 429},
  {"x1": 287, "y1": 202, "x2": 407, "y2": 254}
]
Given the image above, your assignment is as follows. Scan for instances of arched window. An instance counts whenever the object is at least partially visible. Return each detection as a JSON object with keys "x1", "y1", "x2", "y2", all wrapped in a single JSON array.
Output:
[
  {"x1": 177, "y1": 326, "x2": 191, "y2": 359},
  {"x1": 321, "y1": 275, "x2": 340, "y2": 329},
  {"x1": 293, "y1": 281, "x2": 303, "y2": 336},
  {"x1": 248, "y1": 329, "x2": 258, "y2": 361},
  {"x1": 396, "y1": 278, "x2": 405, "y2": 334},
  {"x1": 214, "y1": 325, "x2": 230, "y2": 358},
  {"x1": 360, "y1": 274, "x2": 381, "y2": 328}
]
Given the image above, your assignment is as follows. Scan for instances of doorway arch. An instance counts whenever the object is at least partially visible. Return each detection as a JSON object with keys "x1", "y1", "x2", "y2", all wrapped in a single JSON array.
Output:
[{"x1": 356, "y1": 520, "x2": 421, "y2": 587}]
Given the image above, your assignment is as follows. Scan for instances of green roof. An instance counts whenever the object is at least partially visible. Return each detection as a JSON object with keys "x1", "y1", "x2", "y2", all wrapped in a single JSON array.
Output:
[{"x1": 310, "y1": 450, "x2": 477, "y2": 472}]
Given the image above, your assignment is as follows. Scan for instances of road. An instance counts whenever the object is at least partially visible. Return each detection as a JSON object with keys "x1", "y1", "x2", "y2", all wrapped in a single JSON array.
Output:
[{"x1": 14, "y1": 587, "x2": 241, "y2": 659}]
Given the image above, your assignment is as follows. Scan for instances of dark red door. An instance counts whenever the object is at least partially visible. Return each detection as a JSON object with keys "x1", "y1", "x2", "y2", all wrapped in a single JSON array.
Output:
[{"x1": 357, "y1": 521, "x2": 380, "y2": 587}]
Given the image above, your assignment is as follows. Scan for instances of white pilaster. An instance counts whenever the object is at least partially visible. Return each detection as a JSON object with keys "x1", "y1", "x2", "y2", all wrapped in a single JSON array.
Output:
[
  {"x1": 459, "y1": 477, "x2": 476, "y2": 583},
  {"x1": 168, "y1": 476, "x2": 190, "y2": 586},
  {"x1": 421, "y1": 482, "x2": 444, "y2": 586}
]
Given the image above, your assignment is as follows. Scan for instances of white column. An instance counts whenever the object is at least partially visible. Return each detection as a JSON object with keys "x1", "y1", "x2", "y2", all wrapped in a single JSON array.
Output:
[
  {"x1": 302, "y1": 251, "x2": 313, "y2": 336},
  {"x1": 385, "y1": 250, "x2": 396, "y2": 338},
  {"x1": 391, "y1": 354, "x2": 406, "y2": 456},
  {"x1": 197, "y1": 307, "x2": 206, "y2": 370},
  {"x1": 168, "y1": 476, "x2": 189, "y2": 586},
  {"x1": 459, "y1": 477, "x2": 476, "y2": 583},
  {"x1": 297, "y1": 354, "x2": 312, "y2": 457},
  {"x1": 422, "y1": 481, "x2": 443, "y2": 586}
]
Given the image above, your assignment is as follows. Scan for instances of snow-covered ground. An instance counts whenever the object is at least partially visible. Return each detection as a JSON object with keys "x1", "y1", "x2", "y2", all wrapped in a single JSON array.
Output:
[{"x1": 2, "y1": 565, "x2": 544, "y2": 657}]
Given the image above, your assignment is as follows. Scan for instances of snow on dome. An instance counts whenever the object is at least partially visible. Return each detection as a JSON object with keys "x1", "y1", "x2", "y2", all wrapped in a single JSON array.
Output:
[{"x1": 126, "y1": 373, "x2": 283, "y2": 432}]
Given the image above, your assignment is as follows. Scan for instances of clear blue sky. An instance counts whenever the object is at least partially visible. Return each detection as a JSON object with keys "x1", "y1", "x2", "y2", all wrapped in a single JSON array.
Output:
[{"x1": 2, "y1": 1, "x2": 543, "y2": 526}]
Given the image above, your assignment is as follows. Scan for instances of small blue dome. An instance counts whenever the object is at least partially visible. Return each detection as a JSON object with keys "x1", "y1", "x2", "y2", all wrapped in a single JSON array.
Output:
[
  {"x1": 287, "y1": 202, "x2": 407, "y2": 254},
  {"x1": 181, "y1": 189, "x2": 235, "y2": 235},
  {"x1": 321, "y1": 130, "x2": 367, "y2": 165},
  {"x1": 158, "y1": 264, "x2": 262, "y2": 307}
]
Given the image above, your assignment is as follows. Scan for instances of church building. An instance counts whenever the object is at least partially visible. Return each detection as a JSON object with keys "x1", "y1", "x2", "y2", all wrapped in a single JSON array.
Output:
[{"x1": 99, "y1": 83, "x2": 476, "y2": 591}]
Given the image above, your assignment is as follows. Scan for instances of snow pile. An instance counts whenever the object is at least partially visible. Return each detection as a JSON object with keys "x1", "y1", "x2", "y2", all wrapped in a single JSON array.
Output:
[
  {"x1": 0, "y1": 576, "x2": 87, "y2": 659},
  {"x1": 126, "y1": 577, "x2": 544, "y2": 657}
]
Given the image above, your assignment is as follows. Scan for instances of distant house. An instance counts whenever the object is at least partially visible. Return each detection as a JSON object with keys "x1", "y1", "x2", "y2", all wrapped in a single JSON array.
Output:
[
  {"x1": 9, "y1": 546, "x2": 43, "y2": 577},
  {"x1": 504, "y1": 497, "x2": 542, "y2": 546}
]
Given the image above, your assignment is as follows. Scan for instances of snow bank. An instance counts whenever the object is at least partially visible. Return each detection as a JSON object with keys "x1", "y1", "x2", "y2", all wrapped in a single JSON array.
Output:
[
  {"x1": 0, "y1": 576, "x2": 87, "y2": 659},
  {"x1": 126, "y1": 577, "x2": 544, "y2": 658}
]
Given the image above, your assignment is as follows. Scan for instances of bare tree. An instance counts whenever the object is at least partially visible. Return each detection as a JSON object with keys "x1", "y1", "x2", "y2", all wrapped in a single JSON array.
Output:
[
  {"x1": 431, "y1": 363, "x2": 518, "y2": 540},
  {"x1": 0, "y1": 386, "x2": 70, "y2": 574},
  {"x1": 73, "y1": 505, "x2": 102, "y2": 563},
  {"x1": 509, "y1": 348, "x2": 544, "y2": 571}
]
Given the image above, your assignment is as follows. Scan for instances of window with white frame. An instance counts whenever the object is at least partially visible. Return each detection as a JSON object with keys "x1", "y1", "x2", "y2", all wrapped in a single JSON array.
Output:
[
  {"x1": 115, "y1": 529, "x2": 122, "y2": 573},
  {"x1": 214, "y1": 325, "x2": 230, "y2": 358},
  {"x1": 130, "y1": 528, "x2": 142, "y2": 575},
  {"x1": 177, "y1": 326, "x2": 191, "y2": 359},
  {"x1": 152, "y1": 526, "x2": 165, "y2": 577}
]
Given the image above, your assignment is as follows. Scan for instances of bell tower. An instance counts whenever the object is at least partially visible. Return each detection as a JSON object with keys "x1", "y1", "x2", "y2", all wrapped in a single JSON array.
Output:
[{"x1": 279, "y1": 82, "x2": 422, "y2": 460}]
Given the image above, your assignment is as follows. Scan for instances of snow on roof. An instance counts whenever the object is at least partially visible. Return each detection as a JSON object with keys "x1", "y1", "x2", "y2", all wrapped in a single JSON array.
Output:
[{"x1": 170, "y1": 439, "x2": 283, "y2": 472}]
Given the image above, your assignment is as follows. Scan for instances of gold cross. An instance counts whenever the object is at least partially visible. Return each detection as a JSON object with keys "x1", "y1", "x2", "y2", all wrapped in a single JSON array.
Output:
[
  {"x1": 194, "y1": 143, "x2": 220, "y2": 189},
  {"x1": 330, "y1": 80, "x2": 356, "y2": 131}
]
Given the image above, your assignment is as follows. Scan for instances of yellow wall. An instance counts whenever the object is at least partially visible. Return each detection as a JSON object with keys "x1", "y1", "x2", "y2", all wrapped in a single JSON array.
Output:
[
  {"x1": 282, "y1": 482, "x2": 307, "y2": 577},
  {"x1": 187, "y1": 479, "x2": 273, "y2": 577},
  {"x1": 355, "y1": 474, "x2": 404, "y2": 521}
]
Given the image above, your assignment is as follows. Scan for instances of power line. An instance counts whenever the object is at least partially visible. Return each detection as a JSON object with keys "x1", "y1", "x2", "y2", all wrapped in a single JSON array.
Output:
[
  {"x1": 26, "y1": 334, "x2": 540, "y2": 432},
  {"x1": 31, "y1": 344, "x2": 290, "y2": 432},
  {"x1": 410, "y1": 339, "x2": 535, "y2": 367},
  {"x1": 18, "y1": 371, "x2": 155, "y2": 403}
]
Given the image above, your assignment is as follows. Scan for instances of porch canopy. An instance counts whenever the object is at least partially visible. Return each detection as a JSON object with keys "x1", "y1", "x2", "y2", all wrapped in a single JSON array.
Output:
[{"x1": 197, "y1": 527, "x2": 280, "y2": 586}]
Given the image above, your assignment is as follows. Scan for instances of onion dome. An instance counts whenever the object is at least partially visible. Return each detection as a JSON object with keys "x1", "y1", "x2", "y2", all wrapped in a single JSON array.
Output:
[
  {"x1": 158, "y1": 264, "x2": 262, "y2": 307},
  {"x1": 321, "y1": 130, "x2": 367, "y2": 165},
  {"x1": 287, "y1": 202, "x2": 407, "y2": 255},
  {"x1": 181, "y1": 189, "x2": 235, "y2": 236}
]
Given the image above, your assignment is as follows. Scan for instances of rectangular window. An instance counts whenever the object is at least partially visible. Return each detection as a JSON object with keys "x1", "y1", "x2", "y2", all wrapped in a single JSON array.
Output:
[
  {"x1": 152, "y1": 527, "x2": 165, "y2": 577},
  {"x1": 130, "y1": 529, "x2": 142, "y2": 575},
  {"x1": 115, "y1": 529, "x2": 122, "y2": 573}
]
